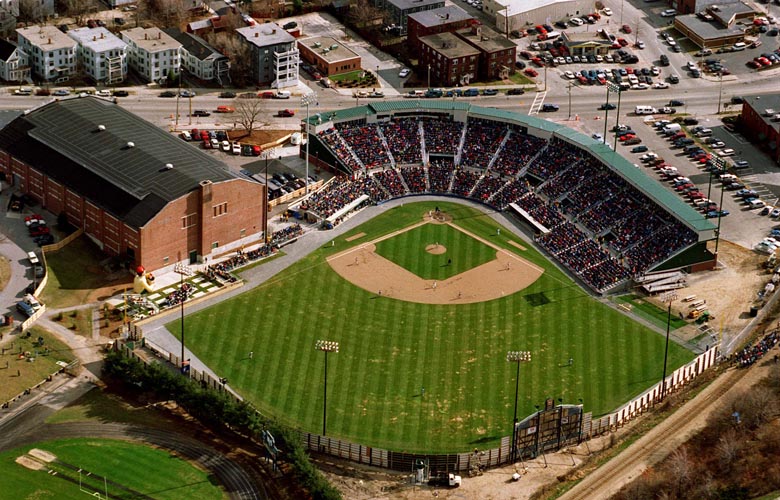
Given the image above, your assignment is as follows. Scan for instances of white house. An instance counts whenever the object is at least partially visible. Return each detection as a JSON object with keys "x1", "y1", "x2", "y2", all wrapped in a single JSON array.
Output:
[
  {"x1": 0, "y1": 39, "x2": 29, "y2": 82},
  {"x1": 163, "y1": 28, "x2": 230, "y2": 85},
  {"x1": 16, "y1": 25, "x2": 77, "y2": 82},
  {"x1": 67, "y1": 27, "x2": 128, "y2": 85},
  {"x1": 121, "y1": 27, "x2": 181, "y2": 83},
  {"x1": 236, "y1": 23, "x2": 299, "y2": 88}
]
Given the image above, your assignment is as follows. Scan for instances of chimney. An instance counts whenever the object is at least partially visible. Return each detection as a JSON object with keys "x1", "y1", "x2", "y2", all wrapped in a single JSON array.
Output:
[
  {"x1": 101, "y1": 32, "x2": 104, "y2": 39},
  {"x1": 255, "y1": 32, "x2": 259, "y2": 37},
  {"x1": 446, "y1": 13, "x2": 449, "y2": 19},
  {"x1": 144, "y1": 33, "x2": 148, "y2": 40},
  {"x1": 93, "y1": 36, "x2": 97, "y2": 41},
  {"x1": 48, "y1": 38, "x2": 51, "y2": 44},
  {"x1": 272, "y1": 28, "x2": 276, "y2": 34},
  {"x1": 158, "y1": 32, "x2": 162, "y2": 39}
]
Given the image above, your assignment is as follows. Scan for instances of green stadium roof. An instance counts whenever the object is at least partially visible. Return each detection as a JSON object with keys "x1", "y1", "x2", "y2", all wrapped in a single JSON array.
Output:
[{"x1": 310, "y1": 101, "x2": 715, "y2": 234}]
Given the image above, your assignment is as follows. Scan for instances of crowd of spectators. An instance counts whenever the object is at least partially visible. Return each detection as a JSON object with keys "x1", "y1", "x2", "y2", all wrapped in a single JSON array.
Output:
[
  {"x1": 491, "y1": 131, "x2": 547, "y2": 177},
  {"x1": 306, "y1": 118, "x2": 705, "y2": 292},
  {"x1": 271, "y1": 224, "x2": 303, "y2": 246},
  {"x1": 373, "y1": 169, "x2": 406, "y2": 198},
  {"x1": 525, "y1": 138, "x2": 581, "y2": 181},
  {"x1": 380, "y1": 119, "x2": 422, "y2": 165},
  {"x1": 400, "y1": 166, "x2": 427, "y2": 193},
  {"x1": 451, "y1": 168, "x2": 482, "y2": 197},
  {"x1": 300, "y1": 176, "x2": 367, "y2": 218},
  {"x1": 471, "y1": 174, "x2": 507, "y2": 203},
  {"x1": 491, "y1": 179, "x2": 530, "y2": 210},
  {"x1": 206, "y1": 263, "x2": 238, "y2": 284},
  {"x1": 318, "y1": 128, "x2": 362, "y2": 172},
  {"x1": 336, "y1": 122, "x2": 390, "y2": 169},
  {"x1": 428, "y1": 159, "x2": 454, "y2": 192},
  {"x1": 421, "y1": 118, "x2": 463, "y2": 155},
  {"x1": 459, "y1": 118, "x2": 507, "y2": 169},
  {"x1": 734, "y1": 329, "x2": 778, "y2": 367},
  {"x1": 163, "y1": 282, "x2": 194, "y2": 308}
]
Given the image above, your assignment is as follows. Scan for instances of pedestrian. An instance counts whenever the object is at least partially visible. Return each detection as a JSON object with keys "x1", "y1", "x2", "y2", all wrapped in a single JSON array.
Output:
[
  {"x1": 458, "y1": 291, "x2": 462, "y2": 299},
  {"x1": 433, "y1": 281, "x2": 437, "y2": 290},
  {"x1": 448, "y1": 258, "x2": 452, "y2": 266},
  {"x1": 16, "y1": 369, "x2": 20, "y2": 377},
  {"x1": 378, "y1": 290, "x2": 382, "y2": 296},
  {"x1": 355, "y1": 257, "x2": 358, "y2": 265},
  {"x1": 421, "y1": 387, "x2": 425, "y2": 397},
  {"x1": 497, "y1": 228, "x2": 501, "y2": 236},
  {"x1": 332, "y1": 240, "x2": 335, "y2": 247},
  {"x1": 249, "y1": 351, "x2": 254, "y2": 359},
  {"x1": 569, "y1": 357, "x2": 573, "y2": 366}
]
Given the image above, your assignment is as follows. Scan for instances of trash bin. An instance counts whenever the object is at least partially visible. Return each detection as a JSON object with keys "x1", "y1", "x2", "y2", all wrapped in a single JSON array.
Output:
[{"x1": 750, "y1": 306, "x2": 759, "y2": 317}]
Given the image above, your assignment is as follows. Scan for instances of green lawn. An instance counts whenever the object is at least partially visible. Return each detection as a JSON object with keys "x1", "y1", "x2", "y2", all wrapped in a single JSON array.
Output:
[
  {"x1": 615, "y1": 294, "x2": 688, "y2": 330},
  {"x1": 0, "y1": 438, "x2": 225, "y2": 499},
  {"x1": 169, "y1": 201, "x2": 695, "y2": 453},
  {"x1": 374, "y1": 223, "x2": 496, "y2": 280},
  {"x1": 0, "y1": 326, "x2": 75, "y2": 403}
]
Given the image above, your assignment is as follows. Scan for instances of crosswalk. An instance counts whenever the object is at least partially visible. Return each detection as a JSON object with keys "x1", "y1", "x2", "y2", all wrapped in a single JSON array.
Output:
[{"x1": 529, "y1": 91, "x2": 547, "y2": 115}]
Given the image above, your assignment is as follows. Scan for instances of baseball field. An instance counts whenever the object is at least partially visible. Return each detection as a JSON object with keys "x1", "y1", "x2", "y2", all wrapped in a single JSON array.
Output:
[{"x1": 169, "y1": 201, "x2": 694, "y2": 453}]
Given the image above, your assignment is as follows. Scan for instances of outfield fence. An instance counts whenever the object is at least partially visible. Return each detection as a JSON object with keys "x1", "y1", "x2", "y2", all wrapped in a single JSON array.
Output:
[{"x1": 115, "y1": 336, "x2": 722, "y2": 472}]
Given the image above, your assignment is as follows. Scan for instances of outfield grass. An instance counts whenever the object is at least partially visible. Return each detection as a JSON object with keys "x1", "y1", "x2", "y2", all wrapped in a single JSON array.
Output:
[
  {"x1": 615, "y1": 294, "x2": 688, "y2": 330},
  {"x1": 0, "y1": 439, "x2": 225, "y2": 499},
  {"x1": 169, "y1": 201, "x2": 695, "y2": 453},
  {"x1": 374, "y1": 223, "x2": 496, "y2": 280}
]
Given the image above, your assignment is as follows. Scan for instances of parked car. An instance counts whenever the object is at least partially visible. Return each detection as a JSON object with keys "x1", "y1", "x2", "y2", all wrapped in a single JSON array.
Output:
[
  {"x1": 507, "y1": 88, "x2": 525, "y2": 95},
  {"x1": 219, "y1": 91, "x2": 236, "y2": 98},
  {"x1": 541, "y1": 103, "x2": 559, "y2": 112},
  {"x1": 191, "y1": 110, "x2": 210, "y2": 117},
  {"x1": 631, "y1": 145, "x2": 649, "y2": 153},
  {"x1": 399, "y1": 68, "x2": 411, "y2": 78},
  {"x1": 180, "y1": 90, "x2": 196, "y2": 98},
  {"x1": 159, "y1": 91, "x2": 176, "y2": 98}
]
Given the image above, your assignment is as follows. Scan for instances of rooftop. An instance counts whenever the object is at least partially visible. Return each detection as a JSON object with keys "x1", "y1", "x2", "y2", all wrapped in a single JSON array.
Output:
[
  {"x1": 744, "y1": 94, "x2": 780, "y2": 134},
  {"x1": 673, "y1": 14, "x2": 745, "y2": 41},
  {"x1": 0, "y1": 96, "x2": 235, "y2": 227},
  {"x1": 67, "y1": 27, "x2": 128, "y2": 52},
  {"x1": 236, "y1": 23, "x2": 295, "y2": 48},
  {"x1": 163, "y1": 28, "x2": 225, "y2": 62},
  {"x1": 456, "y1": 25, "x2": 516, "y2": 53},
  {"x1": 710, "y1": 2, "x2": 756, "y2": 25},
  {"x1": 17, "y1": 25, "x2": 77, "y2": 50},
  {"x1": 0, "y1": 38, "x2": 17, "y2": 61},
  {"x1": 121, "y1": 27, "x2": 181, "y2": 53},
  {"x1": 419, "y1": 32, "x2": 480, "y2": 59},
  {"x1": 298, "y1": 36, "x2": 360, "y2": 63},
  {"x1": 408, "y1": 5, "x2": 472, "y2": 27},
  {"x1": 384, "y1": 0, "x2": 443, "y2": 12},
  {"x1": 494, "y1": 0, "x2": 582, "y2": 15}
]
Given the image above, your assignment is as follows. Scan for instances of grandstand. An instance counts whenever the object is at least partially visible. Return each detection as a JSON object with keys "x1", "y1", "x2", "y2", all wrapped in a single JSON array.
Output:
[{"x1": 291, "y1": 101, "x2": 717, "y2": 294}]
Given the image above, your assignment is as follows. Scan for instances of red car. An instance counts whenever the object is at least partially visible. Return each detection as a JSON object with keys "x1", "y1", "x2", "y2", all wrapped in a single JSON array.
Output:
[
  {"x1": 277, "y1": 109, "x2": 295, "y2": 117},
  {"x1": 758, "y1": 57, "x2": 771, "y2": 66},
  {"x1": 531, "y1": 57, "x2": 544, "y2": 67},
  {"x1": 524, "y1": 68, "x2": 539, "y2": 77},
  {"x1": 621, "y1": 24, "x2": 631, "y2": 33},
  {"x1": 259, "y1": 91, "x2": 275, "y2": 99},
  {"x1": 617, "y1": 38, "x2": 629, "y2": 47},
  {"x1": 619, "y1": 133, "x2": 636, "y2": 141},
  {"x1": 520, "y1": 50, "x2": 533, "y2": 59},
  {"x1": 251, "y1": 145, "x2": 262, "y2": 156},
  {"x1": 688, "y1": 191, "x2": 706, "y2": 199},
  {"x1": 29, "y1": 225, "x2": 50, "y2": 237},
  {"x1": 625, "y1": 67, "x2": 634, "y2": 74}
]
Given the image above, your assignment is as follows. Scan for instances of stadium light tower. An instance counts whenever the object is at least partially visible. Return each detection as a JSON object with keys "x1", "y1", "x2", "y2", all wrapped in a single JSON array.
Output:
[
  {"x1": 301, "y1": 92, "x2": 317, "y2": 195},
  {"x1": 316, "y1": 340, "x2": 339, "y2": 436},
  {"x1": 660, "y1": 291, "x2": 678, "y2": 400},
  {"x1": 175, "y1": 262, "x2": 193, "y2": 374},
  {"x1": 507, "y1": 350, "x2": 531, "y2": 462}
]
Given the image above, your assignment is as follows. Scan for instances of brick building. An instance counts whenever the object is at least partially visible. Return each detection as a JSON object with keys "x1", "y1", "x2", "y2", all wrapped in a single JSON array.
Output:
[
  {"x1": 418, "y1": 32, "x2": 479, "y2": 86},
  {"x1": 374, "y1": 0, "x2": 444, "y2": 35},
  {"x1": 297, "y1": 36, "x2": 361, "y2": 77},
  {"x1": 407, "y1": 5, "x2": 473, "y2": 53},
  {"x1": 454, "y1": 25, "x2": 515, "y2": 81},
  {"x1": 740, "y1": 95, "x2": 780, "y2": 163},
  {"x1": 0, "y1": 96, "x2": 266, "y2": 272}
]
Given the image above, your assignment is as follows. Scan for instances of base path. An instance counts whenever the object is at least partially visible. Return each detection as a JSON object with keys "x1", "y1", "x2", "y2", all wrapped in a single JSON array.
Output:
[{"x1": 327, "y1": 216, "x2": 543, "y2": 304}]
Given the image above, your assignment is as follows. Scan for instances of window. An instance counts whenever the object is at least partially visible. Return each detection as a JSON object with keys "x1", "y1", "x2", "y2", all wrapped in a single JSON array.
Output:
[
  {"x1": 181, "y1": 213, "x2": 197, "y2": 228},
  {"x1": 163, "y1": 256, "x2": 169, "y2": 264},
  {"x1": 211, "y1": 241, "x2": 219, "y2": 249},
  {"x1": 240, "y1": 228, "x2": 246, "y2": 238},
  {"x1": 212, "y1": 202, "x2": 228, "y2": 217}
]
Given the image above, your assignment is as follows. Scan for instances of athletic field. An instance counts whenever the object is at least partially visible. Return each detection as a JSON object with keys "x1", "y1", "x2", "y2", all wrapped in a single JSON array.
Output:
[
  {"x1": 170, "y1": 201, "x2": 694, "y2": 453},
  {"x1": 2, "y1": 439, "x2": 225, "y2": 499}
]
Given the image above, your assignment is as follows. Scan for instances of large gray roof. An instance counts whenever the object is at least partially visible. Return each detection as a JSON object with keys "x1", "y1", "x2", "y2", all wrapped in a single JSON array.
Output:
[
  {"x1": 0, "y1": 96, "x2": 235, "y2": 227},
  {"x1": 408, "y1": 5, "x2": 472, "y2": 27}
]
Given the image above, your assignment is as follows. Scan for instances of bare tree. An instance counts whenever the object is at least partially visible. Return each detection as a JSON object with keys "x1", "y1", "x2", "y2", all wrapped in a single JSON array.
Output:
[
  {"x1": 147, "y1": 0, "x2": 186, "y2": 27},
  {"x1": 233, "y1": 97, "x2": 267, "y2": 135},
  {"x1": 716, "y1": 429, "x2": 743, "y2": 472},
  {"x1": 59, "y1": 0, "x2": 92, "y2": 26},
  {"x1": 347, "y1": 0, "x2": 385, "y2": 29},
  {"x1": 204, "y1": 31, "x2": 253, "y2": 87},
  {"x1": 18, "y1": 0, "x2": 46, "y2": 25},
  {"x1": 667, "y1": 448, "x2": 694, "y2": 498}
]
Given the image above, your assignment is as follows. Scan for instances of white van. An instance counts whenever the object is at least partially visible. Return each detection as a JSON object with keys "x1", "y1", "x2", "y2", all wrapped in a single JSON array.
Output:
[
  {"x1": 290, "y1": 132, "x2": 302, "y2": 145},
  {"x1": 732, "y1": 42, "x2": 746, "y2": 51},
  {"x1": 274, "y1": 90, "x2": 291, "y2": 99},
  {"x1": 695, "y1": 128, "x2": 713, "y2": 137},
  {"x1": 750, "y1": 199, "x2": 766, "y2": 209},
  {"x1": 635, "y1": 105, "x2": 655, "y2": 115},
  {"x1": 662, "y1": 123, "x2": 682, "y2": 133},
  {"x1": 544, "y1": 31, "x2": 561, "y2": 40},
  {"x1": 27, "y1": 251, "x2": 39, "y2": 265}
]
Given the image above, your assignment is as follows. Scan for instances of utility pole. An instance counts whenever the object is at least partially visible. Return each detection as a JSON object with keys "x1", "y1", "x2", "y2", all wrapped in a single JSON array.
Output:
[{"x1": 567, "y1": 82, "x2": 573, "y2": 120}]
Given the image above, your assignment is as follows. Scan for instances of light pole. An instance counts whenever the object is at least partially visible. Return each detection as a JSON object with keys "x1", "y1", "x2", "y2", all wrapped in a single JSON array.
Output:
[
  {"x1": 301, "y1": 92, "x2": 317, "y2": 195},
  {"x1": 507, "y1": 350, "x2": 531, "y2": 462},
  {"x1": 612, "y1": 83, "x2": 623, "y2": 151},
  {"x1": 175, "y1": 262, "x2": 193, "y2": 374},
  {"x1": 263, "y1": 149, "x2": 272, "y2": 243},
  {"x1": 604, "y1": 82, "x2": 620, "y2": 145},
  {"x1": 427, "y1": 64, "x2": 431, "y2": 89},
  {"x1": 660, "y1": 291, "x2": 678, "y2": 400},
  {"x1": 716, "y1": 67, "x2": 725, "y2": 114},
  {"x1": 567, "y1": 82, "x2": 573, "y2": 120},
  {"x1": 316, "y1": 340, "x2": 339, "y2": 436},
  {"x1": 713, "y1": 157, "x2": 727, "y2": 261}
]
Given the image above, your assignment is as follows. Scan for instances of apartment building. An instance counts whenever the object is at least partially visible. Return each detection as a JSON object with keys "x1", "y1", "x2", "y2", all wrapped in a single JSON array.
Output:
[
  {"x1": 68, "y1": 27, "x2": 128, "y2": 85},
  {"x1": 163, "y1": 29, "x2": 230, "y2": 85},
  {"x1": 0, "y1": 39, "x2": 29, "y2": 82},
  {"x1": 16, "y1": 25, "x2": 77, "y2": 82},
  {"x1": 236, "y1": 23, "x2": 299, "y2": 88},
  {"x1": 121, "y1": 27, "x2": 181, "y2": 83}
]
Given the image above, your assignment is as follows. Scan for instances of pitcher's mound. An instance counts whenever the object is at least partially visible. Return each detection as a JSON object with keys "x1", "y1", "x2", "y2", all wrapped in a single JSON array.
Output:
[{"x1": 425, "y1": 244, "x2": 447, "y2": 255}]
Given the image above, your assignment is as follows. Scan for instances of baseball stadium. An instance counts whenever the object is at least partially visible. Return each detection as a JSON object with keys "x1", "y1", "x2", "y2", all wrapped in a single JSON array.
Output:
[{"x1": 169, "y1": 102, "x2": 715, "y2": 459}]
